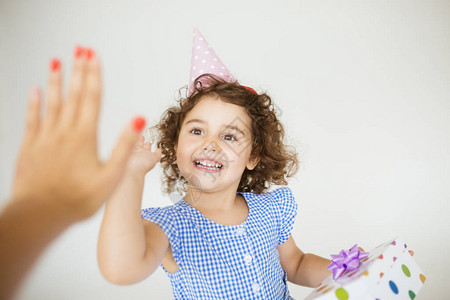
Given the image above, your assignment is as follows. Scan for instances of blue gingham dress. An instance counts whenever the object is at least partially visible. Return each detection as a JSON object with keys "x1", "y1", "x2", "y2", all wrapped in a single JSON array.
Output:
[{"x1": 141, "y1": 186, "x2": 298, "y2": 299}]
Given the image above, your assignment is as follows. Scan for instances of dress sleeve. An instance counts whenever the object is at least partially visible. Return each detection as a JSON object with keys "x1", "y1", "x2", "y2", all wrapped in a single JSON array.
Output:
[
  {"x1": 272, "y1": 187, "x2": 298, "y2": 246},
  {"x1": 141, "y1": 206, "x2": 181, "y2": 263}
]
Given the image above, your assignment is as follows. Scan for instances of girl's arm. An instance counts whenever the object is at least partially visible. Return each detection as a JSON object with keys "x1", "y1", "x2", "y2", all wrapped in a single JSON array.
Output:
[
  {"x1": 97, "y1": 138, "x2": 165, "y2": 285},
  {"x1": 277, "y1": 235, "x2": 332, "y2": 287}
]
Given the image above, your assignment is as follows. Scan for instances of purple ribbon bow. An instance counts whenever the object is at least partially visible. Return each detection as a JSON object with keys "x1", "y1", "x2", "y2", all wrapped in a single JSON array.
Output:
[{"x1": 327, "y1": 244, "x2": 369, "y2": 280}]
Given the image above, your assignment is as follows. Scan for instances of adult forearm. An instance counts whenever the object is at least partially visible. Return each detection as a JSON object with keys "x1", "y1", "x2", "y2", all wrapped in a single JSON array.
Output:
[
  {"x1": 0, "y1": 198, "x2": 75, "y2": 299},
  {"x1": 293, "y1": 253, "x2": 332, "y2": 288},
  {"x1": 97, "y1": 171, "x2": 149, "y2": 281}
]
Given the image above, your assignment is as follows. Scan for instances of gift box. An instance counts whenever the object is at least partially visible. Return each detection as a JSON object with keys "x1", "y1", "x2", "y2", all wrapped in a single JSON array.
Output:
[{"x1": 305, "y1": 238, "x2": 426, "y2": 300}]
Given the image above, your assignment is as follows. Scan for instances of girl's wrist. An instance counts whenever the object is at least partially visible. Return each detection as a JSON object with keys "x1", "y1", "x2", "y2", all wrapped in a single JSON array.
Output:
[{"x1": 125, "y1": 168, "x2": 147, "y2": 182}]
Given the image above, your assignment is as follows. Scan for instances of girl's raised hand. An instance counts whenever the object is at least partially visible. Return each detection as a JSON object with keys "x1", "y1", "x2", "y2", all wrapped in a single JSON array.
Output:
[
  {"x1": 11, "y1": 47, "x2": 146, "y2": 222},
  {"x1": 126, "y1": 135, "x2": 162, "y2": 176}
]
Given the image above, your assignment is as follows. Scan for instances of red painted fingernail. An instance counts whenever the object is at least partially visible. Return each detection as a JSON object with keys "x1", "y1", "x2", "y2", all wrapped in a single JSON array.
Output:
[
  {"x1": 86, "y1": 48, "x2": 95, "y2": 60},
  {"x1": 132, "y1": 117, "x2": 146, "y2": 132},
  {"x1": 50, "y1": 58, "x2": 60, "y2": 71},
  {"x1": 74, "y1": 45, "x2": 84, "y2": 58}
]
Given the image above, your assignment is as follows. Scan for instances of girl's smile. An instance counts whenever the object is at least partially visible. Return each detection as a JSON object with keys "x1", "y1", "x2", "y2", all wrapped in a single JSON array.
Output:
[{"x1": 193, "y1": 159, "x2": 224, "y2": 173}]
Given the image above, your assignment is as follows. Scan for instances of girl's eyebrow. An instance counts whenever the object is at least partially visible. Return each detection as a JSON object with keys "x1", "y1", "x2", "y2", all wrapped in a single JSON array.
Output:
[{"x1": 185, "y1": 118, "x2": 247, "y2": 136}]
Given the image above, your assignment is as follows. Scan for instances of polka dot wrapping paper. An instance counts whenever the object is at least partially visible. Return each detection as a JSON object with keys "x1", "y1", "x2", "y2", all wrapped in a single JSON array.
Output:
[{"x1": 305, "y1": 238, "x2": 426, "y2": 300}]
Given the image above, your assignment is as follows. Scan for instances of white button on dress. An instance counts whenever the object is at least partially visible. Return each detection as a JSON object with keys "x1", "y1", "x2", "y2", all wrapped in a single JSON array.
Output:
[
  {"x1": 244, "y1": 254, "x2": 253, "y2": 265},
  {"x1": 235, "y1": 227, "x2": 245, "y2": 236},
  {"x1": 252, "y1": 282, "x2": 261, "y2": 293},
  {"x1": 234, "y1": 227, "x2": 245, "y2": 235}
]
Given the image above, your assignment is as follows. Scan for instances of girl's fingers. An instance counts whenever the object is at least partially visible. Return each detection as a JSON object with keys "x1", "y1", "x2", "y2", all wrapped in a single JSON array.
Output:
[
  {"x1": 149, "y1": 148, "x2": 163, "y2": 168},
  {"x1": 138, "y1": 136, "x2": 145, "y2": 147},
  {"x1": 42, "y1": 58, "x2": 62, "y2": 130},
  {"x1": 153, "y1": 148, "x2": 162, "y2": 161},
  {"x1": 143, "y1": 141, "x2": 152, "y2": 151},
  {"x1": 23, "y1": 85, "x2": 41, "y2": 143},
  {"x1": 61, "y1": 46, "x2": 87, "y2": 127},
  {"x1": 133, "y1": 136, "x2": 145, "y2": 151},
  {"x1": 79, "y1": 50, "x2": 102, "y2": 130},
  {"x1": 104, "y1": 117, "x2": 146, "y2": 184}
]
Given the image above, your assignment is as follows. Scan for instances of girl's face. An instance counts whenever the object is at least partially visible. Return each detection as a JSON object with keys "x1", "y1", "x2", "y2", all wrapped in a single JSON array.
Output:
[{"x1": 174, "y1": 96, "x2": 259, "y2": 193}]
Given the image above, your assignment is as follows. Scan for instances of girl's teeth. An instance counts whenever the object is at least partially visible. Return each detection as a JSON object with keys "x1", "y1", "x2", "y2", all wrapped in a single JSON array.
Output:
[
  {"x1": 195, "y1": 160, "x2": 222, "y2": 170},
  {"x1": 198, "y1": 165, "x2": 219, "y2": 170}
]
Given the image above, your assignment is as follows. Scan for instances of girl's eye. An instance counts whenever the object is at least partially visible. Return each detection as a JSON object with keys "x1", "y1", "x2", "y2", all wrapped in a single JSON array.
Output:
[
  {"x1": 190, "y1": 128, "x2": 203, "y2": 135},
  {"x1": 223, "y1": 134, "x2": 237, "y2": 142}
]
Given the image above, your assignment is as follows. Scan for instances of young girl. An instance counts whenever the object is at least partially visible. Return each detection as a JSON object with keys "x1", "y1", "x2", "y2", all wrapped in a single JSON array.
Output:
[{"x1": 98, "y1": 31, "x2": 331, "y2": 299}]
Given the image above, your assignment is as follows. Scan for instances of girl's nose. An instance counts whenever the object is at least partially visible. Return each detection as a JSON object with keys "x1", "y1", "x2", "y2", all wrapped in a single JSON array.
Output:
[{"x1": 202, "y1": 140, "x2": 220, "y2": 152}]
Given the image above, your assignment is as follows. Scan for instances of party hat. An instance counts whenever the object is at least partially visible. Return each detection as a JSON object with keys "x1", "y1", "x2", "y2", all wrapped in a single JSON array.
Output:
[{"x1": 189, "y1": 28, "x2": 237, "y2": 94}]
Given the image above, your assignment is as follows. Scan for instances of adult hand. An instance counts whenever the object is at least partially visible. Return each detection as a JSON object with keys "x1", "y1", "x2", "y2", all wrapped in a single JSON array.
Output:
[
  {"x1": 1, "y1": 46, "x2": 148, "y2": 300},
  {"x1": 11, "y1": 46, "x2": 146, "y2": 222}
]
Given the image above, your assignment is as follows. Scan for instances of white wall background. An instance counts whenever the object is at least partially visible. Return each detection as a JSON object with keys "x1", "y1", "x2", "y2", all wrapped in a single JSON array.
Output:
[{"x1": 1, "y1": 0, "x2": 449, "y2": 299}]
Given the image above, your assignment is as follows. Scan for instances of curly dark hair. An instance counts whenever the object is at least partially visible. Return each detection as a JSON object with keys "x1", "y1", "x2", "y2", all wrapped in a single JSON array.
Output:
[{"x1": 148, "y1": 74, "x2": 299, "y2": 195}]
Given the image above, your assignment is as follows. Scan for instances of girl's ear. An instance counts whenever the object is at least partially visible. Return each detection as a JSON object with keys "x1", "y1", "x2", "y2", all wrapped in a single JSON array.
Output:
[{"x1": 246, "y1": 156, "x2": 260, "y2": 170}]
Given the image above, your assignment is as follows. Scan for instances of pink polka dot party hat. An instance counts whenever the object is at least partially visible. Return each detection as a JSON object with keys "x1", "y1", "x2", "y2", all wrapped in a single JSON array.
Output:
[{"x1": 189, "y1": 28, "x2": 237, "y2": 95}]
